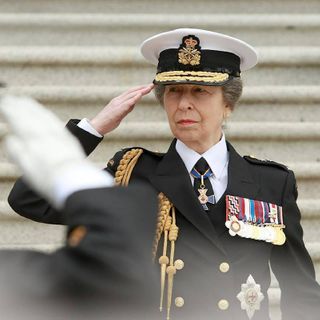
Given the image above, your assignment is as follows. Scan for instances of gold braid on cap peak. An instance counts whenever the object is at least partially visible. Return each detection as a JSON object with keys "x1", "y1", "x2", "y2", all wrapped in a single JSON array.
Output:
[
  {"x1": 155, "y1": 70, "x2": 229, "y2": 83},
  {"x1": 114, "y1": 150, "x2": 180, "y2": 320}
]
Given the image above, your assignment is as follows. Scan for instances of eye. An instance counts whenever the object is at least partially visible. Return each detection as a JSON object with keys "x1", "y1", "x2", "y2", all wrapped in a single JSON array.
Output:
[
  {"x1": 194, "y1": 87, "x2": 207, "y2": 93},
  {"x1": 167, "y1": 86, "x2": 181, "y2": 93}
]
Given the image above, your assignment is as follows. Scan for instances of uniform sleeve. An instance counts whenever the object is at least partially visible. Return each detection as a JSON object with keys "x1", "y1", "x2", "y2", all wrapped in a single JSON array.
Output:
[
  {"x1": 7, "y1": 119, "x2": 105, "y2": 224},
  {"x1": 0, "y1": 186, "x2": 158, "y2": 319},
  {"x1": 270, "y1": 170, "x2": 320, "y2": 319},
  {"x1": 66, "y1": 119, "x2": 103, "y2": 155}
]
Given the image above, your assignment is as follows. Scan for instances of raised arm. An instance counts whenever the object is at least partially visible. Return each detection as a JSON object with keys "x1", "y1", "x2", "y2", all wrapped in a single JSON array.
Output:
[{"x1": 7, "y1": 84, "x2": 154, "y2": 224}]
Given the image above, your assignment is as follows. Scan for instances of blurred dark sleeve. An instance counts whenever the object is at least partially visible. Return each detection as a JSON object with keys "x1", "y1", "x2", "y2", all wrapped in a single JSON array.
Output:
[
  {"x1": 270, "y1": 170, "x2": 320, "y2": 319},
  {"x1": 0, "y1": 184, "x2": 158, "y2": 319}
]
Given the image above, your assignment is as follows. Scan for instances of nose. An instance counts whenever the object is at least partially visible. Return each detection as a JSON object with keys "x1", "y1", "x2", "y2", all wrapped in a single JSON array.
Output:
[{"x1": 177, "y1": 93, "x2": 193, "y2": 111}]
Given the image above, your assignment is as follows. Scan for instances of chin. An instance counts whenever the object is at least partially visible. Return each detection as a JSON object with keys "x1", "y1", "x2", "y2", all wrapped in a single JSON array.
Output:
[{"x1": 174, "y1": 133, "x2": 198, "y2": 145}]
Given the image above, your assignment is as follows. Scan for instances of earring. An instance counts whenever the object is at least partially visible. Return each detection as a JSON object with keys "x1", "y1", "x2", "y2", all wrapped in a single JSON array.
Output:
[{"x1": 223, "y1": 110, "x2": 231, "y2": 120}]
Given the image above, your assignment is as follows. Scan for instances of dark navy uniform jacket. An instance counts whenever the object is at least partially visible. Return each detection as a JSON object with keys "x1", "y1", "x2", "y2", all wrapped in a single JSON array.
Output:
[
  {"x1": 2, "y1": 184, "x2": 158, "y2": 320},
  {"x1": 8, "y1": 120, "x2": 320, "y2": 320}
]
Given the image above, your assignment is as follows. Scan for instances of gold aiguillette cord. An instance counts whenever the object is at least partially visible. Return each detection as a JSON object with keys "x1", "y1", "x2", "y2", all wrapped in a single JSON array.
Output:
[
  {"x1": 159, "y1": 213, "x2": 172, "y2": 311},
  {"x1": 166, "y1": 207, "x2": 178, "y2": 320}
]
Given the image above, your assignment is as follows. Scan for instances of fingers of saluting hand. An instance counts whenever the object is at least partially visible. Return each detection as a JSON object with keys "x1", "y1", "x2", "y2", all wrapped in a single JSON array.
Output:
[
  {"x1": 115, "y1": 84, "x2": 154, "y2": 104},
  {"x1": 90, "y1": 84, "x2": 154, "y2": 135},
  {"x1": 118, "y1": 92, "x2": 145, "y2": 116},
  {"x1": 117, "y1": 84, "x2": 154, "y2": 98}
]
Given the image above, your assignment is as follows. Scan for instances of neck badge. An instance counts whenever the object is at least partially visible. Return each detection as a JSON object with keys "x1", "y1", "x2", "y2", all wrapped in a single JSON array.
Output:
[{"x1": 191, "y1": 167, "x2": 215, "y2": 210}]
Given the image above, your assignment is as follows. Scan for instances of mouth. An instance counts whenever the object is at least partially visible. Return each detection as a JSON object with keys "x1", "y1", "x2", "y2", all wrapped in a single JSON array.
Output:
[{"x1": 177, "y1": 119, "x2": 198, "y2": 126}]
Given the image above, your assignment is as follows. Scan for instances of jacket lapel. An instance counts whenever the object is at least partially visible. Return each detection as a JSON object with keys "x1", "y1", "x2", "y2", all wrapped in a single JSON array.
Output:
[
  {"x1": 148, "y1": 140, "x2": 260, "y2": 250},
  {"x1": 226, "y1": 142, "x2": 260, "y2": 199},
  {"x1": 148, "y1": 140, "x2": 226, "y2": 254},
  {"x1": 212, "y1": 141, "x2": 260, "y2": 237}
]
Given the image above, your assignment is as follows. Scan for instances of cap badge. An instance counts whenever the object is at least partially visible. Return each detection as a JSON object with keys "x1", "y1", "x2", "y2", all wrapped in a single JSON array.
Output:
[
  {"x1": 237, "y1": 275, "x2": 264, "y2": 319},
  {"x1": 178, "y1": 35, "x2": 201, "y2": 66}
]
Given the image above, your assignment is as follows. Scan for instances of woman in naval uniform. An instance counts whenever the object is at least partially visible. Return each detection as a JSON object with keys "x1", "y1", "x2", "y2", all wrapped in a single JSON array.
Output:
[{"x1": 8, "y1": 29, "x2": 320, "y2": 320}]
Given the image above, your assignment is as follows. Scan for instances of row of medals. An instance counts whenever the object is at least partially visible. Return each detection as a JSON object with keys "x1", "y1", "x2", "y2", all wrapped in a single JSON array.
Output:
[
  {"x1": 196, "y1": 175, "x2": 286, "y2": 246},
  {"x1": 228, "y1": 216, "x2": 286, "y2": 245}
]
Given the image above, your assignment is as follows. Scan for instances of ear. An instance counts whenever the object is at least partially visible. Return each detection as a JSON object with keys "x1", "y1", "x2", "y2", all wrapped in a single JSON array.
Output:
[{"x1": 223, "y1": 105, "x2": 232, "y2": 119}]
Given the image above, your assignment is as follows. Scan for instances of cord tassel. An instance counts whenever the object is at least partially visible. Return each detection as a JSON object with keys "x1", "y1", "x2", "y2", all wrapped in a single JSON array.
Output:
[
  {"x1": 166, "y1": 208, "x2": 178, "y2": 320},
  {"x1": 159, "y1": 215, "x2": 172, "y2": 311}
]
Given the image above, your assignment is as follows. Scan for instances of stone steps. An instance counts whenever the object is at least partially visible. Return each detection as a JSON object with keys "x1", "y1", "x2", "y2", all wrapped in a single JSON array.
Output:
[
  {"x1": 0, "y1": 2, "x2": 318, "y2": 318},
  {"x1": 0, "y1": 198, "x2": 318, "y2": 256},
  {"x1": 0, "y1": 46, "x2": 319, "y2": 86},
  {"x1": 1, "y1": 182, "x2": 320, "y2": 212},
  {"x1": 0, "y1": 212, "x2": 317, "y2": 271},
  {"x1": 0, "y1": 218, "x2": 65, "y2": 246},
  {"x1": 0, "y1": 0, "x2": 319, "y2": 14},
  {"x1": 2, "y1": 85, "x2": 320, "y2": 123},
  {"x1": 1, "y1": 120, "x2": 320, "y2": 162},
  {"x1": 1, "y1": 161, "x2": 320, "y2": 226},
  {"x1": 73, "y1": 121, "x2": 320, "y2": 163},
  {"x1": 0, "y1": 14, "x2": 319, "y2": 46},
  {"x1": 1, "y1": 196, "x2": 320, "y2": 220}
]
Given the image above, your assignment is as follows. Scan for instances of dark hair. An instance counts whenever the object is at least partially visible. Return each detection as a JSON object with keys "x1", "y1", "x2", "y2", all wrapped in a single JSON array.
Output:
[{"x1": 154, "y1": 78, "x2": 243, "y2": 111}]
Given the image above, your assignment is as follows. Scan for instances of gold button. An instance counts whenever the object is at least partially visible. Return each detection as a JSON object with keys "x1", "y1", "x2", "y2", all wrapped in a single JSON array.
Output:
[
  {"x1": 218, "y1": 299, "x2": 229, "y2": 310},
  {"x1": 68, "y1": 226, "x2": 87, "y2": 247},
  {"x1": 174, "y1": 259, "x2": 184, "y2": 270},
  {"x1": 175, "y1": 297, "x2": 184, "y2": 307},
  {"x1": 219, "y1": 262, "x2": 230, "y2": 273}
]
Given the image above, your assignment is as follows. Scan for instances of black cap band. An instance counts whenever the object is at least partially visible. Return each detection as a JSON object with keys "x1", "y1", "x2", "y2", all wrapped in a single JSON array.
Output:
[{"x1": 157, "y1": 49, "x2": 241, "y2": 77}]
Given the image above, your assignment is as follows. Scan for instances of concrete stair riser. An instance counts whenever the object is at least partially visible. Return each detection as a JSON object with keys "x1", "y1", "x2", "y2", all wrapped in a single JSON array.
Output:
[
  {"x1": 0, "y1": 14, "x2": 319, "y2": 46},
  {"x1": 1, "y1": 64, "x2": 319, "y2": 87},
  {"x1": 11, "y1": 136, "x2": 309, "y2": 164},
  {"x1": 3, "y1": 86, "x2": 320, "y2": 123},
  {"x1": 1, "y1": 196, "x2": 320, "y2": 221},
  {"x1": 7, "y1": 102, "x2": 320, "y2": 124},
  {"x1": 0, "y1": 219, "x2": 65, "y2": 245},
  {"x1": 0, "y1": 0, "x2": 319, "y2": 14},
  {"x1": 0, "y1": 2, "x2": 317, "y2": 318},
  {"x1": 0, "y1": 176, "x2": 320, "y2": 206},
  {"x1": 0, "y1": 161, "x2": 320, "y2": 196},
  {"x1": 0, "y1": 46, "x2": 319, "y2": 86}
]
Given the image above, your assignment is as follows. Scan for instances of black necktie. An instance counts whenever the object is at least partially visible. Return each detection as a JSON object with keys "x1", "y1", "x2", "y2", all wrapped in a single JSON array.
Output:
[{"x1": 191, "y1": 157, "x2": 215, "y2": 211}]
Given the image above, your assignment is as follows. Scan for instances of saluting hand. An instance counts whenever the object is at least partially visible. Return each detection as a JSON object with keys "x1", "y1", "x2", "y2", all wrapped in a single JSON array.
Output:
[{"x1": 90, "y1": 84, "x2": 154, "y2": 135}]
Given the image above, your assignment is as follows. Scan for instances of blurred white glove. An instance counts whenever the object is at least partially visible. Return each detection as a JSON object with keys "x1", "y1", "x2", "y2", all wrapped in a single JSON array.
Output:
[{"x1": 0, "y1": 95, "x2": 113, "y2": 209}]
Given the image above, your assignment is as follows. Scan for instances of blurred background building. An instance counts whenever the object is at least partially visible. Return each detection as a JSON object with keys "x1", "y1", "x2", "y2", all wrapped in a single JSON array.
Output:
[{"x1": 0, "y1": 1, "x2": 319, "y2": 319}]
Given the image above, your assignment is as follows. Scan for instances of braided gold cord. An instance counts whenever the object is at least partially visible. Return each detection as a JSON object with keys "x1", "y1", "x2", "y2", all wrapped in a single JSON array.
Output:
[
  {"x1": 159, "y1": 215, "x2": 172, "y2": 311},
  {"x1": 114, "y1": 148, "x2": 143, "y2": 186},
  {"x1": 166, "y1": 207, "x2": 178, "y2": 320},
  {"x1": 113, "y1": 151, "x2": 181, "y2": 320},
  {"x1": 152, "y1": 193, "x2": 172, "y2": 260}
]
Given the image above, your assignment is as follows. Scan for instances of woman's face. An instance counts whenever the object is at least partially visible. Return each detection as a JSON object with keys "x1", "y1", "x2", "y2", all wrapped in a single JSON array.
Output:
[{"x1": 163, "y1": 84, "x2": 231, "y2": 153}]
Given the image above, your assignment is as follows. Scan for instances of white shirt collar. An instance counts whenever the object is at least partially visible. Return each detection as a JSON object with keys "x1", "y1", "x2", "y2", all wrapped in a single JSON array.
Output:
[{"x1": 175, "y1": 133, "x2": 229, "y2": 180}]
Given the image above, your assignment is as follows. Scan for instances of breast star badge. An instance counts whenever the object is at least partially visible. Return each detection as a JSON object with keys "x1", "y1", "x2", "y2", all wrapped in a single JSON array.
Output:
[{"x1": 237, "y1": 274, "x2": 264, "y2": 319}]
